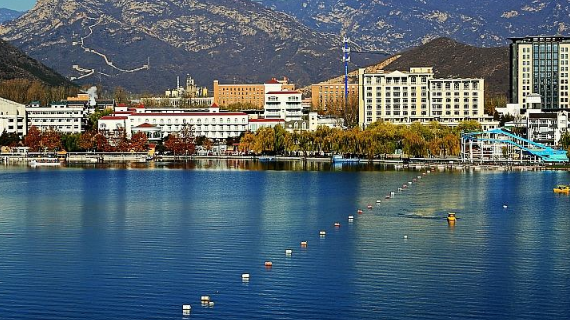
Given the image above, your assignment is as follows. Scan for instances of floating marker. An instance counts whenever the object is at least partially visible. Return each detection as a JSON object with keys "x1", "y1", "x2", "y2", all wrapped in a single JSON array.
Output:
[
  {"x1": 285, "y1": 249, "x2": 293, "y2": 255},
  {"x1": 319, "y1": 231, "x2": 326, "y2": 236},
  {"x1": 301, "y1": 241, "x2": 308, "y2": 247},
  {"x1": 265, "y1": 261, "x2": 273, "y2": 267},
  {"x1": 201, "y1": 296, "x2": 211, "y2": 302},
  {"x1": 334, "y1": 222, "x2": 340, "y2": 227}
]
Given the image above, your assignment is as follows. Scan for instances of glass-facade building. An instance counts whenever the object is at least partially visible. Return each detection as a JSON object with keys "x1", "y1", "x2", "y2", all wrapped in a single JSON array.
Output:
[{"x1": 510, "y1": 36, "x2": 570, "y2": 110}]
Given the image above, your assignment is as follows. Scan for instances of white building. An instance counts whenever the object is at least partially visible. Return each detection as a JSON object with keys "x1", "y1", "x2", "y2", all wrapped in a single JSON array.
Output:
[
  {"x1": 98, "y1": 104, "x2": 248, "y2": 140},
  {"x1": 248, "y1": 119, "x2": 285, "y2": 132},
  {"x1": 26, "y1": 101, "x2": 84, "y2": 134},
  {"x1": 264, "y1": 90, "x2": 303, "y2": 122},
  {"x1": 0, "y1": 97, "x2": 27, "y2": 137},
  {"x1": 358, "y1": 67, "x2": 497, "y2": 129},
  {"x1": 527, "y1": 111, "x2": 568, "y2": 146}
]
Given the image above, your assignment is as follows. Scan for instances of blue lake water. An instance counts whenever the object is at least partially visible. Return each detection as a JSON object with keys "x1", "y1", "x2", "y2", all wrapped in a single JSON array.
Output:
[{"x1": 0, "y1": 162, "x2": 569, "y2": 319}]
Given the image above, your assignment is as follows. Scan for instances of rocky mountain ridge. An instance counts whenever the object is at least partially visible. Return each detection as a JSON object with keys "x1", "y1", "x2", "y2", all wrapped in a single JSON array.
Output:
[
  {"x1": 0, "y1": 8, "x2": 23, "y2": 23},
  {"x1": 257, "y1": 0, "x2": 570, "y2": 52},
  {"x1": 0, "y1": 0, "x2": 376, "y2": 92}
]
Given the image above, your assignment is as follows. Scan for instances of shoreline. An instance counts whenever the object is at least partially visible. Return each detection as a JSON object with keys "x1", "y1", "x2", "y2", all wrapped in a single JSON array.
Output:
[{"x1": 2, "y1": 153, "x2": 568, "y2": 171}]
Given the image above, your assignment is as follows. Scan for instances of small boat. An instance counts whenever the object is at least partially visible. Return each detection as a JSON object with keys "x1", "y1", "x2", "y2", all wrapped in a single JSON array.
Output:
[
  {"x1": 332, "y1": 155, "x2": 360, "y2": 163},
  {"x1": 447, "y1": 212, "x2": 456, "y2": 223},
  {"x1": 258, "y1": 156, "x2": 276, "y2": 162},
  {"x1": 553, "y1": 185, "x2": 570, "y2": 193},
  {"x1": 29, "y1": 159, "x2": 61, "y2": 167}
]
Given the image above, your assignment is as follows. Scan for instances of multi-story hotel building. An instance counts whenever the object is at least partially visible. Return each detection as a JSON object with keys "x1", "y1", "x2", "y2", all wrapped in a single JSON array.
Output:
[
  {"x1": 213, "y1": 77, "x2": 295, "y2": 108},
  {"x1": 510, "y1": 36, "x2": 570, "y2": 110},
  {"x1": 0, "y1": 97, "x2": 27, "y2": 137},
  {"x1": 264, "y1": 90, "x2": 303, "y2": 122},
  {"x1": 26, "y1": 101, "x2": 84, "y2": 134},
  {"x1": 311, "y1": 82, "x2": 359, "y2": 110},
  {"x1": 358, "y1": 67, "x2": 491, "y2": 129},
  {"x1": 98, "y1": 104, "x2": 249, "y2": 141}
]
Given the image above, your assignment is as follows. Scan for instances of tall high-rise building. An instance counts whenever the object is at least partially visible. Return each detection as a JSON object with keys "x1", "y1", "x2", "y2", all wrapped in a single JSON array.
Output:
[{"x1": 509, "y1": 36, "x2": 570, "y2": 110}]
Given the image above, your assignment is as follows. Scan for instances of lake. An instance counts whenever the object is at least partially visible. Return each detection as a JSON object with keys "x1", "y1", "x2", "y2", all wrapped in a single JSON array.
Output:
[{"x1": 0, "y1": 162, "x2": 569, "y2": 319}]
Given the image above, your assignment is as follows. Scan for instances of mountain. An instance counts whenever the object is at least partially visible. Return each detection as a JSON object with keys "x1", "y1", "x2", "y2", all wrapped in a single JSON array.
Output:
[
  {"x1": 0, "y1": 38, "x2": 75, "y2": 87},
  {"x1": 0, "y1": 0, "x2": 377, "y2": 93},
  {"x1": 256, "y1": 0, "x2": 570, "y2": 52},
  {"x1": 310, "y1": 38, "x2": 509, "y2": 97},
  {"x1": 0, "y1": 8, "x2": 23, "y2": 23},
  {"x1": 382, "y1": 38, "x2": 509, "y2": 97}
]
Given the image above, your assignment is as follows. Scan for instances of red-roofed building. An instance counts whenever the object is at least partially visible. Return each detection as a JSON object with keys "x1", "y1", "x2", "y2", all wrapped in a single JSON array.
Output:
[{"x1": 98, "y1": 104, "x2": 249, "y2": 140}]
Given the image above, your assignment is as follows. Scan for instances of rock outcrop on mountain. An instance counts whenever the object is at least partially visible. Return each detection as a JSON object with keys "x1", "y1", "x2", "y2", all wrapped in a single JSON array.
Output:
[
  {"x1": 0, "y1": 0, "x2": 376, "y2": 92},
  {"x1": 0, "y1": 38, "x2": 74, "y2": 86},
  {"x1": 257, "y1": 0, "x2": 570, "y2": 52}
]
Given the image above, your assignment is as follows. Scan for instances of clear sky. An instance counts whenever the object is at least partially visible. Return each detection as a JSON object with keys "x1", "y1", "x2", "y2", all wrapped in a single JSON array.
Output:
[{"x1": 0, "y1": 0, "x2": 36, "y2": 11}]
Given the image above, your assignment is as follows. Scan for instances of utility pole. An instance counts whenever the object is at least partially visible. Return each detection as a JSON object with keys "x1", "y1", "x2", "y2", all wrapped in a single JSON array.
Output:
[{"x1": 342, "y1": 37, "x2": 351, "y2": 119}]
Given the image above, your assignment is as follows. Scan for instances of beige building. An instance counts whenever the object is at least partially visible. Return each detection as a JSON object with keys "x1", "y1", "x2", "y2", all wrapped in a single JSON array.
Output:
[
  {"x1": 213, "y1": 77, "x2": 295, "y2": 108},
  {"x1": 359, "y1": 67, "x2": 492, "y2": 128},
  {"x1": 311, "y1": 82, "x2": 358, "y2": 111}
]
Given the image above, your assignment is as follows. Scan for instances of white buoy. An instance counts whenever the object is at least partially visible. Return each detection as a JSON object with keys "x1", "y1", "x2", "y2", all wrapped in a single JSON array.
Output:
[
  {"x1": 201, "y1": 296, "x2": 210, "y2": 302},
  {"x1": 320, "y1": 230, "x2": 326, "y2": 236},
  {"x1": 403, "y1": 235, "x2": 408, "y2": 239},
  {"x1": 241, "y1": 273, "x2": 250, "y2": 280},
  {"x1": 285, "y1": 249, "x2": 293, "y2": 255},
  {"x1": 182, "y1": 304, "x2": 192, "y2": 311}
]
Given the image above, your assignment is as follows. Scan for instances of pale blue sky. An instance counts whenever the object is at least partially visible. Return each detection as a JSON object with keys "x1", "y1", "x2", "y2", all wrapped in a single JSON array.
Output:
[{"x1": 0, "y1": 0, "x2": 36, "y2": 11}]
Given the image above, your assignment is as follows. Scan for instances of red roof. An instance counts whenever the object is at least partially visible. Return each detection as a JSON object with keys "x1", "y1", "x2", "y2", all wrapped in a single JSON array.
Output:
[
  {"x1": 211, "y1": 103, "x2": 219, "y2": 108},
  {"x1": 115, "y1": 111, "x2": 135, "y2": 115},
  {"x1": 100, "y1": 116, "x2": 127, "y2": 120},
  {"x1": 265, "y1": 78, "x2": 280, "y2": 84},
  {"x1": 131, "y1": 112, "x2": 247, "y2": 117},
  {"x1": 266, "y1": 91, "x2": 300, "y2": 94},
  {"x1": 116, "y1": 103, "x2": 128, "y2": 108},
  {"x1": 249, "y1": 119, "x2": 285, "y2": 123},
  {"x1": 135, "y1": 123, "x2": 157, "y2": 128}
]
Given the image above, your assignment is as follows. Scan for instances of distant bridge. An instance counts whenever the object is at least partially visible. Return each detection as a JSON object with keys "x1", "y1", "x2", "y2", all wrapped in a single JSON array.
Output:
[{"x1": 461, "y1": 128, "x2": 568, "y2": 163}]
